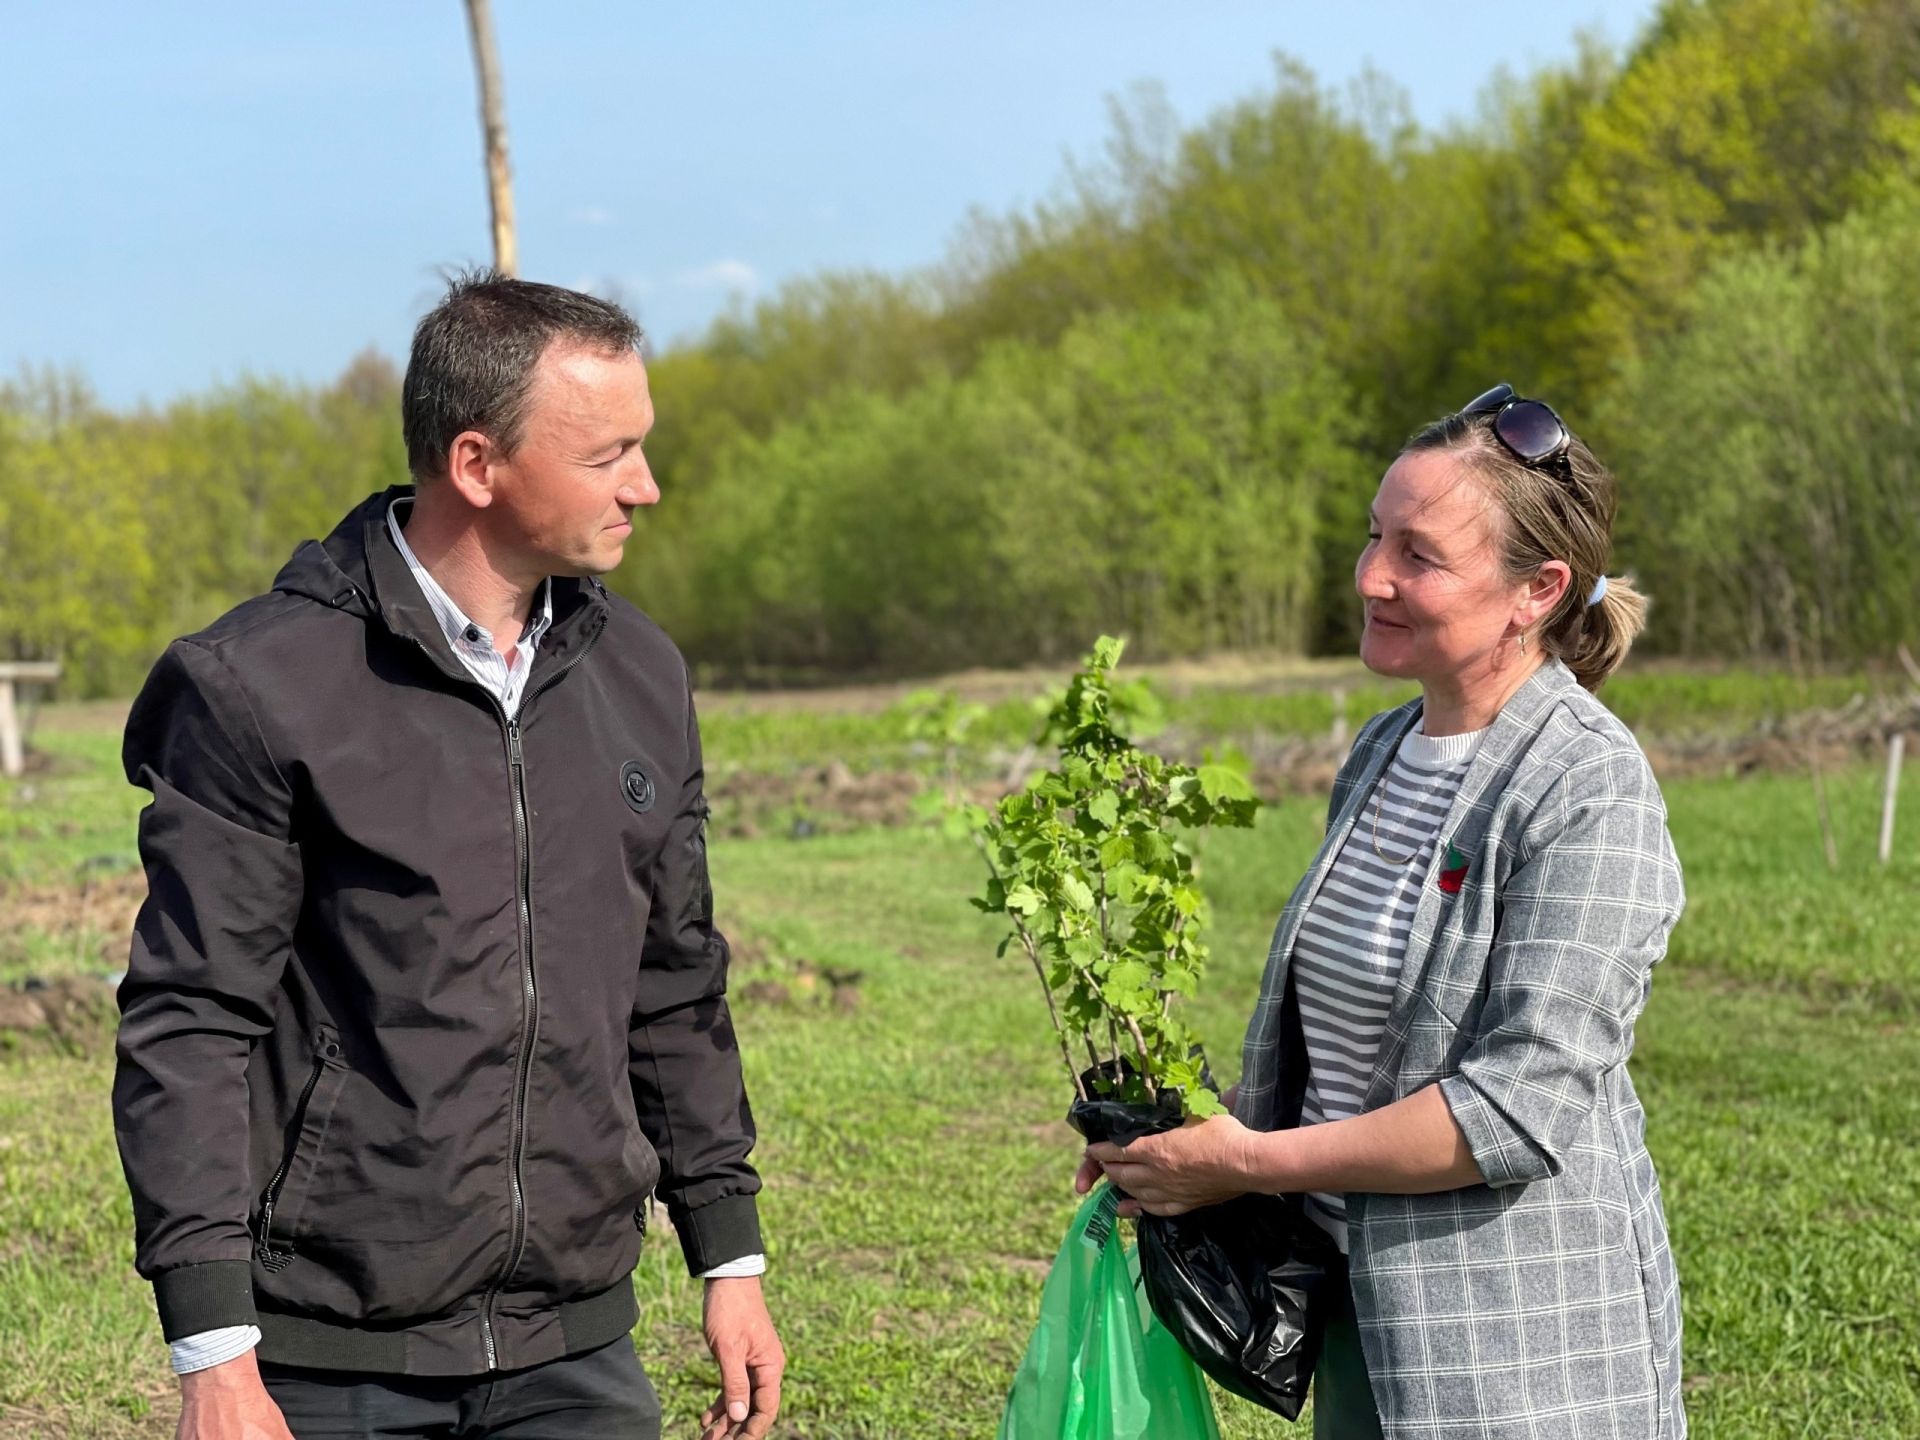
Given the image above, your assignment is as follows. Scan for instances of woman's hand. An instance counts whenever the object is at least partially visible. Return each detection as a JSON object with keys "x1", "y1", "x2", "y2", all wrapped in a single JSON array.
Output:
[
  {"x1": 1072, "y1": 1084, "x2": 1242, "y2": 1201},
  {"x1": 1083, "y1": 1112, "x2": 1262, "y2": 1218}
]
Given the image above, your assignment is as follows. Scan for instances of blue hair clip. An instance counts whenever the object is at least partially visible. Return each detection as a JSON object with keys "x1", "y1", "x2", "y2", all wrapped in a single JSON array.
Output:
[{"x1": 1588, "y1": 575, "x2": 1608, "y2": 608}]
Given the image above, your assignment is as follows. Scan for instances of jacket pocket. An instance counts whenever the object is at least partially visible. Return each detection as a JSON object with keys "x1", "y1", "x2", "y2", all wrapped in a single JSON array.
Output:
[{"x1": 255, "y1": 1024, "x2": 350, "y2": 1272}]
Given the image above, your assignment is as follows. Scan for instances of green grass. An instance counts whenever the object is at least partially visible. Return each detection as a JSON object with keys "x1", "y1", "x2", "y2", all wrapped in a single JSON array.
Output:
[
  {"x1": 0, "y1": 725, "x2": 139, "y2": 891},
  {"x1": 5, "y1": 756, "x2": 1919, "y2": 1436},
  {"x1": 3, "y1": 679, "x2": 1916, "y2": 1436},
  {"x1": 691, "y1": 661, "x2": 1901, "y2": 780}
]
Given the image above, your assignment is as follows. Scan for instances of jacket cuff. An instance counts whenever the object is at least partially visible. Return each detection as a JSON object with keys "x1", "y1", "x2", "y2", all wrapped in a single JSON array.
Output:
[
  {"x1": 673, "y1": 1194, "x2": 764, "y2": 1276},
  {"x1": 1439, "y1": 1074, "x2": 1554, "y2": 1189},
  {"x1": 153, "y1": 1260, "x2": 259, "y2": 1340}
]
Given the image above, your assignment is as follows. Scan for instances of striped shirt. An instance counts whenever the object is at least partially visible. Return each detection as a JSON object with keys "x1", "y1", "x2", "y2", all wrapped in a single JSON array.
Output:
[{"x1": 1293, "y1": 723, "x2": 1484, "y2": 1251}]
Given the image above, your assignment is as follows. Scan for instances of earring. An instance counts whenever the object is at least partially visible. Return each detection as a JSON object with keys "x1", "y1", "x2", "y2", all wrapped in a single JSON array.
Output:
[{"x1": 1518, "y1": 628, "x2": 1529, "y2": 653}]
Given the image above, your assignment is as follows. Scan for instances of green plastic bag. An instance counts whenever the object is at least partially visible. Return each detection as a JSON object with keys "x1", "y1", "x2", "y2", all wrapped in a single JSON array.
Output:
[{"x1": 999, "y1": 1185, "x2": 1222, "y2": 1440}]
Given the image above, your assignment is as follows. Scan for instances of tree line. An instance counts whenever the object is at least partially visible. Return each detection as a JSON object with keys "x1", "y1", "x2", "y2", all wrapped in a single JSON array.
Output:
[{"x1": 4, "y1": 0, "x2": 1917, "y2": 694}]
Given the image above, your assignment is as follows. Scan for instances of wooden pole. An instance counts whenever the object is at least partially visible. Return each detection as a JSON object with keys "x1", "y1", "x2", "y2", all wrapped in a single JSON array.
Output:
[
  {"x1": 464, "y1": 0, "x2": 518, "y2": 276},
  {"x1": 0, "y1": 663, "x2": 60, "y2": 780},
  {"x1": 1881, "y1": 733, "x2": 1906, "y2": 866},
  {"x1": 0, "y1": 677, "x2": 20, "y2": 780}
]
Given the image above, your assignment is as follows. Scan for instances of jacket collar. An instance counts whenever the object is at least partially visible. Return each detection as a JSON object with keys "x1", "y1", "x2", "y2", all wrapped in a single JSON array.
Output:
[{"x1": 273, "y1": 485, "x2": 612, "y2": 696}]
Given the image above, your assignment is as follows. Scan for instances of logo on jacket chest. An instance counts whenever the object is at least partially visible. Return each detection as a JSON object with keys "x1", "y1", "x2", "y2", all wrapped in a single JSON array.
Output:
[
  {"x1": 619, "y1": 760, "x2": 656, "y2": 814},
  {"x1": 1437, "y1": 839, "x2": 1469, "y2": 894}
]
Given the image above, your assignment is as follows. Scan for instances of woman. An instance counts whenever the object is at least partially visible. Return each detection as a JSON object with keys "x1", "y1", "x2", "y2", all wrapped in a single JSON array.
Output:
[{"x1": 1081, "y1": 385, "x2": 1686, "y2": 1439}]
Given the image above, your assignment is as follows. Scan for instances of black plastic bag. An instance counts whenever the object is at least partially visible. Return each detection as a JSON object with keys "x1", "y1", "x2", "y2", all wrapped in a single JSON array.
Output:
[
  {"x1": 1136, "y1": 1193, "x2": 1337, "y2": 1419},
  {"x1": 1065, "y1": 1059, "x2": 1187, "y2": 1146}
]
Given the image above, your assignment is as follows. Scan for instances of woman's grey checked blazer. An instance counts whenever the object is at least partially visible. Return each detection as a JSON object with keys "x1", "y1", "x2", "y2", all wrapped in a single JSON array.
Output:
[{"x1": 1236, "y1": 659, "x2": 1687, "y2": 1439}]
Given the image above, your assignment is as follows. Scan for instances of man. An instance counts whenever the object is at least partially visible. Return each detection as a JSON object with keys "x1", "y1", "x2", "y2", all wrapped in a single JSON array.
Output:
[{"x1": 114, "y1": 273, "x2": 784, "y2": 1439}]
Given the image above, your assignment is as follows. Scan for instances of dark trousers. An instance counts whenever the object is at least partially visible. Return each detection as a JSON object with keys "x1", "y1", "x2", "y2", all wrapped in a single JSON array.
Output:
[
  {"x1": 260, "y1": 1339, "x2": 661, "y2": 1440},
  {"x1": 1313, "y1": 1255, "x2": 1384, "y2": 1440}
]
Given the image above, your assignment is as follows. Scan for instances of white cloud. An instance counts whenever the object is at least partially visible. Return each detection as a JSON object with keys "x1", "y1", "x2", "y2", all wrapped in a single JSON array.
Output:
[
  {"x1": 570, "y1": 273, "x2": 653, "y2": 293},
  {"x1": 676, "y1": 259, "x2": 758, "y2": 293},
  {"x1": 568, "y1": 206, "x2": 615, "y2": 227}
]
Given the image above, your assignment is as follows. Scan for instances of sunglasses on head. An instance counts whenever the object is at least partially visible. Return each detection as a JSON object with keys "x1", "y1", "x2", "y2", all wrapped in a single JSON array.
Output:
[{"x1": 1459, "y1": 383, "x2": 1572, "y2": 474}]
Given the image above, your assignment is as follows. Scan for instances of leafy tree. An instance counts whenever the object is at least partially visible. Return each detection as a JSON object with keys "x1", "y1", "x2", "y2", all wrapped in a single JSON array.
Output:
[{"x1": 1604, "y1": 187, "x2": 1920, "y2": 663}]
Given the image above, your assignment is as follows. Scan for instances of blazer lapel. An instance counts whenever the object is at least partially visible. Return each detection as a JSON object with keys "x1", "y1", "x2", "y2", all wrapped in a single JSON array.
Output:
[
  {"x1": 1265, "y1": 703, "x2": 1423, "y2": 990},
  {"x1": 1366, "y1": 660, "x2": 1580, "y2": 1105}
]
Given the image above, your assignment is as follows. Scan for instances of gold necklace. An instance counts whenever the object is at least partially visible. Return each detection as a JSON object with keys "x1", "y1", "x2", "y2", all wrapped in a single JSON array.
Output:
[{"x1": 1371, "y1": 778, "x2": 1418, "y2": 865}]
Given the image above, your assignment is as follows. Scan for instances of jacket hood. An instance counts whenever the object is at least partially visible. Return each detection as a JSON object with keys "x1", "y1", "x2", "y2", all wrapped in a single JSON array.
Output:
[{"x1": 270, "y1": 486, "x2": 397, "y2": 615}]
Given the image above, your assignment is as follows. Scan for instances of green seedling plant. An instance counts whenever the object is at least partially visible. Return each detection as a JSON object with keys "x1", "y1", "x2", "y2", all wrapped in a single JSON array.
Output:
[{"x1": 962, "y1": 637, "x2": 1258, "y2": 1119}]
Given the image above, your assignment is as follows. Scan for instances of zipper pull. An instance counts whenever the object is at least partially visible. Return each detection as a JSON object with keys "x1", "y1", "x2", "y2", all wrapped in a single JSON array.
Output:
[{"x1": 507, "y1": 720, "x2": 524, "y2": 767}]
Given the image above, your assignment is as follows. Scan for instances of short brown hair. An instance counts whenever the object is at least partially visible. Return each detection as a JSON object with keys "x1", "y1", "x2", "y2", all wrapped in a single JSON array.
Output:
[
  {"x1": 1402, "y1": 401, "x2": 1646, "y2": 691},
  {"x1": 403, "y1": 270, "x2": 643, "y2": 481}
]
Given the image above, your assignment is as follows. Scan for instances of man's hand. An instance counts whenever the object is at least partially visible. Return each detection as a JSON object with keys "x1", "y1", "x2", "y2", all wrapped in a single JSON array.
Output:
[
  {"x1": 700, "y1": 1276, "x2": 784, "y2": 1440},
  {"x1": 176, "y1": 1350, "x2": 295, "y2": 1440}
]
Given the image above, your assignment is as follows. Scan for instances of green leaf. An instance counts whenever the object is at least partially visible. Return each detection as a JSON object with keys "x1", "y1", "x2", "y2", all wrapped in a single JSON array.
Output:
[
  {"x1": 1101, "y1": 959, "x2": 1153, "y2": 1012},
  {"x1": 1197, "y1": 764, "x2": 1255, "y2": 804},
  {"x1": 1059, "y1": 875, "x2": 1096, "y2": 912},
  {"x1": 1084, "y1": 790, "x2": 1120, "y2": 828},
  {"x1": 1005, "y1": 884, "x2": 1042, "y2": 915},
  {"x1": 1183, "y1": 1088, "x2": 1226, "y2": 1120},
  {"x1": 1105, "y1": 862, "x2": 1145, "y2": 905}
]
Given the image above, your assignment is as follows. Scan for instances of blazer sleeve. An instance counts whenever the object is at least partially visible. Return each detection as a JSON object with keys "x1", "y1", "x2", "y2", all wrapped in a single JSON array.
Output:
[
  {"x1": 114, "y1": 640, "x2": 303, "y2": 1338},
  {"x1": 1439, "y1": 741, "x2": 1685, "y2": 1188},
  {"x1": 629, "y1": 662, "x2": 763, "y2": 1275}
]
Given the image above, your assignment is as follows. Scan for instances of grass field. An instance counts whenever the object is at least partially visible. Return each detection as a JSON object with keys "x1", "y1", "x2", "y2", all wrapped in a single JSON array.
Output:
[{"x1": 2, "y1": 687, "x2": 1917, "y2": 1437}]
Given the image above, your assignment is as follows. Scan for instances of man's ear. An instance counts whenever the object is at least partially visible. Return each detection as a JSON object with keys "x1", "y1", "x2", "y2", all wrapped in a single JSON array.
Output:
[{"x1": 442, "y1": 430, "x2": 499, "y2": 510}]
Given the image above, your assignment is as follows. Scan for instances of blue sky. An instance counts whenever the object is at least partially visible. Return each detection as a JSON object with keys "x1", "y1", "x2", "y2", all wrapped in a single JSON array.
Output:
[{"x1": 2, "y1": 2, "x2": 1658, "y2": 410}]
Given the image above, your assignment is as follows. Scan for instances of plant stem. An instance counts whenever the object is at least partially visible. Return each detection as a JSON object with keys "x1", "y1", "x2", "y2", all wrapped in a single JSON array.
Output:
[
  {"x1": 980, "y1": 842, "x2": 1086, "y2": 1101},
  {"x1": 1014, "y1": 919, "x2": 1084, "y2": 1101},
  {"x1": 1121, "y1": 1013, "x2": 1157, "y2": 1097}
]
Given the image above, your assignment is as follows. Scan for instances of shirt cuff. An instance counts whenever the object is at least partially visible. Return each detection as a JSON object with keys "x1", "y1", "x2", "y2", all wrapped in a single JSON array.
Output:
[
  {"x1": 169, "y1": 1325, "x2": 261, "y2": 1375},
  {"x1": 700, "y1": 1252, "x2": 768, "y2": 1280}
]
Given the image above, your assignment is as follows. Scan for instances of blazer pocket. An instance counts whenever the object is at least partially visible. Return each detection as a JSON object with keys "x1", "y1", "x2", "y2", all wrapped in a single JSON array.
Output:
[{"x1": 255, "y1": 1024, "x2": 351, "y2": 1271}]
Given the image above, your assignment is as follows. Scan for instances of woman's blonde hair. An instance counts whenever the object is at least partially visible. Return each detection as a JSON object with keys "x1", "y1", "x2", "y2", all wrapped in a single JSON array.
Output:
[{"x1": 1403, "y1": 402, "x2": 1647, "y2": 692}]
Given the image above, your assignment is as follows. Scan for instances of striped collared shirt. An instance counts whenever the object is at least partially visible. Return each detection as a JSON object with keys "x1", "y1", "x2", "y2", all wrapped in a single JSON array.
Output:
[{"x1": 386, "y1": 500, "x2": 553, "y2": 719}]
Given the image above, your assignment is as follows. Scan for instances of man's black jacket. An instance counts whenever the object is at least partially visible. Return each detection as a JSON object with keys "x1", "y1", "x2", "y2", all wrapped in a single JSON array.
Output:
[{"x1": 113, "y1": 487, "x2": 761, "y2": 1374}]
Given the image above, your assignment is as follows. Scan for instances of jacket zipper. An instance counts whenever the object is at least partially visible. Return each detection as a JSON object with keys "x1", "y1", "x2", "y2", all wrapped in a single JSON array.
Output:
[
  {"x1": 474, "y1": 616, "x2": 605, "y2": 1370},
  {"x1": 256, "y1": 1052, "x2": 328, "y2": 1272}
]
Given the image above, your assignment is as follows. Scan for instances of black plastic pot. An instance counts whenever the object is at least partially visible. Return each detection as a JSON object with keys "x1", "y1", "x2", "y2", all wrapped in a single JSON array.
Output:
[{"x1": 1064, "y1": 1058, "x2": 1185, "y2": 1146}]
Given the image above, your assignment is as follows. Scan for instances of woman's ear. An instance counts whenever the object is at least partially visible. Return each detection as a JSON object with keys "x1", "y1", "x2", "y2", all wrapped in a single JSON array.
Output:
[{"x1": 1517, "y1": 559, "x2": 1571, "y2": 632}]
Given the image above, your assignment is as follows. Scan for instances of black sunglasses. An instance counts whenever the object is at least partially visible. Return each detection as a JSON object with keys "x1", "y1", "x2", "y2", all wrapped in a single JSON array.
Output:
[{"x1": 1459, "y1": 383, "x2": 1572, "y2": 473}]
